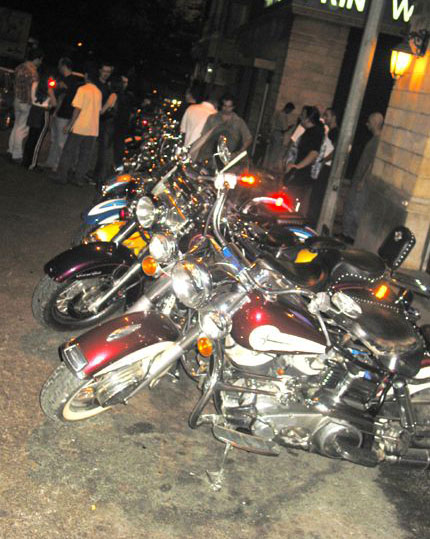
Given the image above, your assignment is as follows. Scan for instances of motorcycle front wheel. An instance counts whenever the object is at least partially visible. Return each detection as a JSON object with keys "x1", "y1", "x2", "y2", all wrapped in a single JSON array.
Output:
[
  {"x1": 32, "y1": 273, "x2": 127, "y2": 331},
  {"x1": 40, "y1": 364, "x2": 110, "y2": 422}
]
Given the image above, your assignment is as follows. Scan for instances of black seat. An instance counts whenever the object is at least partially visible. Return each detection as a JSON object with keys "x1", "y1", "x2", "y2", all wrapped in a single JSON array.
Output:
[
  {"x1": 264, "y1": 252, "x2": 329, "y2": 291},
  {"x1": 347, "y1": 297, "x2": 423, "y2": 378},
  {"x1": 378, "y1": 226, "x2": 415, "y2": 270},
  {"x1": 329, "y1": 249, "x2": 386, "y2": 285}
]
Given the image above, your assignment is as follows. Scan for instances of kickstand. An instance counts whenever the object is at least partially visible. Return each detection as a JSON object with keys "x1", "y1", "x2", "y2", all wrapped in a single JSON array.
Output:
[{"x1": 206, "y1": 442, "x2": 232, "y2": 492}]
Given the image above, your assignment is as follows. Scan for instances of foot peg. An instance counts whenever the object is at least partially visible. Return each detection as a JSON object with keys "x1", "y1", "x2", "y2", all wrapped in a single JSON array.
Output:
[{"x1": 212, "y1": 425, "x2": 280, "y2": 456}]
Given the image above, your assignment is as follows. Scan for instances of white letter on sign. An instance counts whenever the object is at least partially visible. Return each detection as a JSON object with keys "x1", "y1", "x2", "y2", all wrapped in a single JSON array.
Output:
[
  {"x1": 343, "y1": 0, "x2": 366, "y2": 11},
  {"x1": 321, "y1": 0, "x2": 367, "y2": 10},
  {"x1": 392, "y1": 0, "x2": 414, "y2": 22}
]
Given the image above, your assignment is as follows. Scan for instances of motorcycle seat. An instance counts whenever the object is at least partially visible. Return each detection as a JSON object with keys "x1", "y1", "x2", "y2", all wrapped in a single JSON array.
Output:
[
  {"x1": 328, "y1": 249, "x2": 386, "y2": 285},
  {"x1": 264, "y1": 252, "x2": 329, "y2": 291},
  {"x1": 347, "y1": 299, "x2": 423, "y2": 378}
]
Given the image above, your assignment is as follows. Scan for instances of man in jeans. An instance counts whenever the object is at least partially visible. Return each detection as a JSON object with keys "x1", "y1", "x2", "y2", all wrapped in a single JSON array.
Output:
[
  {"x1": 8, "y1": 48, "x2": 44, "y2": 162},
  {"x1": 53, "y1": 65, "x2": 102, "y2": 186},
  {"x1": 44, "y1": 57, "x2": 83, "y2": 171}
]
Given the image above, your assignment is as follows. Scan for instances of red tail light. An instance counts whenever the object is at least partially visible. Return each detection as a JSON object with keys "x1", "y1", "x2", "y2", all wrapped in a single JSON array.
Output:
[
  {"x1": 119, "y1": 208, "x2": 130, "y2": 220},
  {"x1": 48, "y1": 77, "x2": 57, "y2": 88},
  {"x1": 265, "y1": 192, "x2": 294, "y2": 212}
]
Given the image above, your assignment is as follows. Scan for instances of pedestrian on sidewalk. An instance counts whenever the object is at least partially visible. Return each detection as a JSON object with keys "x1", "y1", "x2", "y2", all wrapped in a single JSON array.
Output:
[
  {"x1": 93, "y1": 61, "x2": 114, "y2": 185},
  {"x1": 180, "y1": 89, "x2": 218, "y2": 146},
  {"x1": 22, "y1": 72, "x2": 57, "y2": 169},
  {"x1": 264, "y1": 101, "x2": 295, "y2": 173},
  {"x1": 53, "y1": 64, "x2": 102, "y2": 186},
  {"x1": 284, "y1": 106, "x2": 325, "y2": 218},
  {"x1": 112, "y1": 73, "x2": 136, "y2": 167},
  {"x1": 195, "y1": 93, "x2": 252, "y2": 164},
  {"x1": 43, "y1": 57, "x2": 83, "y2": 171},
  {"x1": 8, "y1": 48, "x2": 44, "y2": 162},
  {"x1": 307, "y1": 107, "x2": 340, "y2": 226}
]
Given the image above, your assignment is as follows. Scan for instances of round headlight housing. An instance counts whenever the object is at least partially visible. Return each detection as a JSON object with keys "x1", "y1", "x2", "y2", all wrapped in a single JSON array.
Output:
[
  {"x1": 171, "y1": 259, "x2": 212, "y2": 309},
  {"x1": 199, "y1": 309, "x2": 232, "y2": 340},
  {"x1": 135, "y1": 196, "x2": 156, "y2": 228},
  {"x1": 149, "y1": 233, "x2": 177, "y2": 263},
  {"x1": 332, "y1": 291, "x2": 362, "y2": 319}
]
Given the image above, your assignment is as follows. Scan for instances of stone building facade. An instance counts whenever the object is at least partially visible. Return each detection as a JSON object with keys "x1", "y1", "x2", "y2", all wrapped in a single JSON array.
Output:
[{"x1": 355, "y1": 1, "x2": 430, "y2": 270}]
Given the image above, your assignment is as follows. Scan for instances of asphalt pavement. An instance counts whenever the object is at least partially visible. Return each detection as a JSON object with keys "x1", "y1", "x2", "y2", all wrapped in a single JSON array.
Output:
[{"x1": 1, "y1": 131, "x2": 430, "y2": 539}]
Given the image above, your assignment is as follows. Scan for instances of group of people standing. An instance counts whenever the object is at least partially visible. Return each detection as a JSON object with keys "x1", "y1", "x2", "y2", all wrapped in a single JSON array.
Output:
[
  {"x1": 7, "y1": 50, "x2": 134, "y2": 188},
  {"x1": 266, "y1": 101, "x2": 383, "y2": 241}
]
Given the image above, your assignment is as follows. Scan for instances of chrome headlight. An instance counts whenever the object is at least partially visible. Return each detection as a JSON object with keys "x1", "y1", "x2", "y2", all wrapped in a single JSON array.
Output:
[
  {"x1": 149, "y1": 233, "x2": 177, "y2": 263},
  {"x1": 171, "y1": 259, "x2": 212, "y2": 308},
  {"x1": 135, "y1": 196, "x2": 156, "y2": 228},
  {"x1": 199, "y1": 309, "x2": 232, "y2": 340},
  {"x1": 332, "y1": 292, "x2": 362, "y2": 319}
]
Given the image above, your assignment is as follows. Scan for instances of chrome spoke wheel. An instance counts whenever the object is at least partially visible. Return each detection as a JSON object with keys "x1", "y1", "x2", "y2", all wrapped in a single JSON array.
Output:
[{"x1": 54, "y1": 277, "x2": 113, "y2": 317}]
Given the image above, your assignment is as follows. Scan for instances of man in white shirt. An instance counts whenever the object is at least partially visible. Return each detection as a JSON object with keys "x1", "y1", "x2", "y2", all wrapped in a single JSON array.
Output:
[
  {"x1": 53, "y1": 64, "x2": 102, "y2": 186},
  {"x1": 180, "y1": 91, "x2": 218, "y2": 146}
]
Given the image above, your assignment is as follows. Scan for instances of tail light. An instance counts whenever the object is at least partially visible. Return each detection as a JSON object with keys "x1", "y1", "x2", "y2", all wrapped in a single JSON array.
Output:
[
  {"x1": 48, "y1": 77, "x2": 57, "y2": 88},
  {"x1": 265, "y1": 192, "x2": 294, "y2": 212},
  {"x1": 119, "y1": 208, "x2": 131, "y2": 220}
]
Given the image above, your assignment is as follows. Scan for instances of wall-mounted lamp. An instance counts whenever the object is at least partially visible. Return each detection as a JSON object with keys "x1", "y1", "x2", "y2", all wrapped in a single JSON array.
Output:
[{"x1": 390, "y1": 30, "x2": 430, "y2": 79}]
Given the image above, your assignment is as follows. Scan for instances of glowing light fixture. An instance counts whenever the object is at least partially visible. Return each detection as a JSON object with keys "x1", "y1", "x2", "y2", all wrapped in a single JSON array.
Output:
[
  {"x1": 390, "y1": 48, "x2": 413, "y2": 79},
  {"x1": 390, "y1": 30, "x2": 429, "y2": 79}
]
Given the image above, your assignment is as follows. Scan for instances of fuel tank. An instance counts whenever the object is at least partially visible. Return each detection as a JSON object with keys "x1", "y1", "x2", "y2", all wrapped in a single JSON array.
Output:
[{"x1": 231, "y1": 293, "x2": 326, "y2": 354}]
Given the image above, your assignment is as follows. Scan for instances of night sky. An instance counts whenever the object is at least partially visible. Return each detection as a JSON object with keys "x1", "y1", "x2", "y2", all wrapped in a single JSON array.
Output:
[{"x1": 1, "y1": 0, "x2": 198, "y2": 90}]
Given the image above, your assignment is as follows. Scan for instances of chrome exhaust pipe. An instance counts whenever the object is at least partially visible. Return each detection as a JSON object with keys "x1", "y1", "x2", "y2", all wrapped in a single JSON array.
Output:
[{"x1": 386, "y1": 448, "x2": 430, "y2": 470}]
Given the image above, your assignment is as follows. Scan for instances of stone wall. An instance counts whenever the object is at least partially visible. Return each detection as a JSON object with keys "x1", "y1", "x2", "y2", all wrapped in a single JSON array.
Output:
[
  {"x1": 276, "y1": 15, "x2": 349, "y2": 113},
  {"x1": 355, "y1": 17, "x2": 430, "y2": 269}
]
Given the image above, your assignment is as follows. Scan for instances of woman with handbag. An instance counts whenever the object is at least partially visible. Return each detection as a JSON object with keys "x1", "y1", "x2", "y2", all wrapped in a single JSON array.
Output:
[{"x1": 22, "y1": 73, "x2": 56, "y2": 170}]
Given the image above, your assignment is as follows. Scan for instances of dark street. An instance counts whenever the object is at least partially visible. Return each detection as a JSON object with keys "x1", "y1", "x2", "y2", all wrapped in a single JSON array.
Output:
[{"x1": 1, "y1": 130, "x2": 430, "y2": 539}]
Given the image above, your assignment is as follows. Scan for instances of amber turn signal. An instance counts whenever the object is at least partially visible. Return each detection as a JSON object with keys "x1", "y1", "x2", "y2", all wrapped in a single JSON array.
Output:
[
  {"x1": 141, "y1": 256, "x2": 158, "y2": 276},
  {"x1": 117, "y1": 174, "x2": 131, "y2": 183},
  {"x1": 374, "y1": 284, "x2": 389, "y2": 300},
  {"x1": 197, "y1": 337, "x2": 213, "y2": 357}
]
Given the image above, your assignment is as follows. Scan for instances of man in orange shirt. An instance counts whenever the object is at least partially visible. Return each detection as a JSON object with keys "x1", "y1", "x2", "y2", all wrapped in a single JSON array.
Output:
[{"x1": 53, "y1": 64, "x2": 102, "y2": 186}]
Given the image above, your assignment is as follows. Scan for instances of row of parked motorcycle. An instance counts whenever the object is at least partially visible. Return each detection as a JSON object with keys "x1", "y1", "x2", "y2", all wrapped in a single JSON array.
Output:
[{"x1": 32, "y1": 102, "x2": 430, "y2": 481}]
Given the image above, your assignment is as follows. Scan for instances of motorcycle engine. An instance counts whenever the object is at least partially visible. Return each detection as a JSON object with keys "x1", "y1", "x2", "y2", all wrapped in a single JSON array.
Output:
[{"x1": 222, "y1": 338, "x2": 380, "y2": 460}]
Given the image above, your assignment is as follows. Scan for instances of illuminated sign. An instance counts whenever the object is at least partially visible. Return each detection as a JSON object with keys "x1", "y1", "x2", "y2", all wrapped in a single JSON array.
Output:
[{"x1": 264, "y1": 0, "x2": 415, "y2": 23}]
